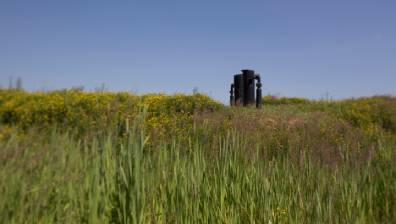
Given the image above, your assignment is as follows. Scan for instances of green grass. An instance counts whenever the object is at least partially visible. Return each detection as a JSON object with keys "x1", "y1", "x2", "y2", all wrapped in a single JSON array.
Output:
[
  {"x1": 1, "y1": 112, "x2": 395, "y2": 223},
  {"x1": 0, "y1": 93, "x2": 395, "y2": 223}
]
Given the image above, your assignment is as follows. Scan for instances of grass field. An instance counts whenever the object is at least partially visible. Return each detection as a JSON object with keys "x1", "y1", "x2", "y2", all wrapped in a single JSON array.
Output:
[{"x1": 0, "y1": 90, "x2": 395, "y2": 223}]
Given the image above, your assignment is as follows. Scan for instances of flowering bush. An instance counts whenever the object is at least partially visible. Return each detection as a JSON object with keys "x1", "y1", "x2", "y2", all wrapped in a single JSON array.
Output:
[{"x1": 0, "y1": 90, "x2": 222, "y2": 141}]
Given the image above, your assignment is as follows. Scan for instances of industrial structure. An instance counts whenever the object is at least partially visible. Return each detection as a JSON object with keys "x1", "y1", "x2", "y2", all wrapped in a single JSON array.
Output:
[{"x1": 230, "y1": 69, "x2": 262, "y2": 108}]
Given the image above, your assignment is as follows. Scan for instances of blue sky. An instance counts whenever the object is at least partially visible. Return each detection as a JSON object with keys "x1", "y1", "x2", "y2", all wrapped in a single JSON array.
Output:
[{"x1": 1, "y1": 0, "x2": 395, "y2": 103}]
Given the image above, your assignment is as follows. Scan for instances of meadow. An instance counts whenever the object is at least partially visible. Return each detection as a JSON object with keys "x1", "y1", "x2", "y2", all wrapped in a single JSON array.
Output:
[{"x1": 0, "y1": 89, "x2": 395, "y2": 223}]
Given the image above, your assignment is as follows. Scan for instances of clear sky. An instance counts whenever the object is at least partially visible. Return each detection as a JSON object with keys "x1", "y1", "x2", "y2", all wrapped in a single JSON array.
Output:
[{"x1": 1, "y1": 0, "x2": 395, "y2": 103}]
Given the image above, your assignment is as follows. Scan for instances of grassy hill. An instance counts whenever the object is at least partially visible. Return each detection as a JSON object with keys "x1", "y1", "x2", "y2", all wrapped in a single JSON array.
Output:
[{"x1": 0, "y1": 90, "x2": 395, "y2": 223}]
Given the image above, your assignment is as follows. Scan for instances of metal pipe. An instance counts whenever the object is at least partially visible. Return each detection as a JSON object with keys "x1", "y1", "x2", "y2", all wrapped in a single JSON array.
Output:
[
  {"x1": 230, "y1": 84, "x2": 235, "y2": 106},
  {"x1": 255, "y1": 75, "x2": 262, "y2": 108}
]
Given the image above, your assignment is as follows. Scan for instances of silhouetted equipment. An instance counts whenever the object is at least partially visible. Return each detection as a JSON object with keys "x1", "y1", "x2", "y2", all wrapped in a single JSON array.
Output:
[{"x1": 230, "y1": 69, "x2": 262, "y2": 108}]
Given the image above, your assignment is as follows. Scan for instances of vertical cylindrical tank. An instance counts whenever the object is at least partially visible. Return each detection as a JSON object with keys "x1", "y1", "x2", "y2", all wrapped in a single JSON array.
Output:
[
  {"x1": 241, "y1": 69, "x2": 255, "y2": 106},
  {"x1": 234, "y1": 74, "x2": 243, "y2": 106}
]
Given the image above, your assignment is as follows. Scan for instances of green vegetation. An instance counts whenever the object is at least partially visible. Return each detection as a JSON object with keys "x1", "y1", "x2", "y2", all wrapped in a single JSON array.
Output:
[
  {"x1": 0, "y1": 90, "x2": 395, "y2": 223},
  {"x1": 263, "y1": 95, "x2": 311, "y2": 105}
]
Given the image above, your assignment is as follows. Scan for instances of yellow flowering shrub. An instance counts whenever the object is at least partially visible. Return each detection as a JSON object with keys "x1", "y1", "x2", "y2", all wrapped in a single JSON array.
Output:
[
  {"x1": 329, "y1": 96, "x2": 396, "y2": 134},
  {"x1": 141, "y1": 93, "x2": 221, "y2": 142},
  {"x1": 0, "y1": 90, "x2": 223, "y2": 141},
  {"x1": 262, "y1": 95, "x2": 396, "y2": 134}
]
